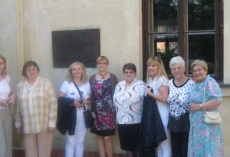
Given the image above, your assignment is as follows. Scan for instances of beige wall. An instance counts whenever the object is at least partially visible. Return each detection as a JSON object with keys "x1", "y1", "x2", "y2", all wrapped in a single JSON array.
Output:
[{"x1": 0, "y1": 0, "x2": 230, "y2": 155}]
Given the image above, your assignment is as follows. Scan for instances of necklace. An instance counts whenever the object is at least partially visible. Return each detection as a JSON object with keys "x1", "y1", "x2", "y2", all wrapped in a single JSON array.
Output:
[{"x1": 98, "y1": 72, "x2": 107, "y2": 79}]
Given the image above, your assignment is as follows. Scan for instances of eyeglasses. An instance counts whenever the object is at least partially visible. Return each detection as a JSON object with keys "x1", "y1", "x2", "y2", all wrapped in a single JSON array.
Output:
[
  {"x1": 97, "y1": 62, "x2": 108, "y2": 65},
  {"x1": 192, "y1": 68, "x2": 203, "y2": 73},
  {"x1": 124, "y1": 71, "x2": 135, "y2": 74}
]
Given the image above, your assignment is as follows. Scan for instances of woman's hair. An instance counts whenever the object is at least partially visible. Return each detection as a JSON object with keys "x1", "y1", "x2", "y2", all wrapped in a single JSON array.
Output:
[
  {"x1": 191, "y1": 59, "x2": 208, "y2": 72},
  {"x1": 122, "y1": 63, "x2": 136, "y2": 73},
  {"x1": 22, "y1": 60, "x2": 40, "y2": 78},
  {"x1": 0, "y1": 54, "x2": 7, "y2": 76},
  {"x1": 67, "y1": 62, "x2": 87, "y2": 83},
  {"x1": 146, "y1": 56, "x2": 168, "y2": 80},
  {"x1": 96, "y1": 56, "x2": 109, "y2": 64},
  {"x1": 169, "y1": 56, "x2": 185, "y2": 69}
]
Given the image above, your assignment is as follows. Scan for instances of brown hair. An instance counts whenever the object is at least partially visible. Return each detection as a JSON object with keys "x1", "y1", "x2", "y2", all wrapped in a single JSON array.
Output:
[
  {"x1": 96, "y1": 56, "x2": 109, "y2": 64},
  {"x1": 22, "y1": 60, "x2": 40, "y2": 78},
  {"x1": 191, "y1": 59, "x2": 208, "y2": 72},
  {"x1": 123, "y1": 63, "x2": 136, "y2": 73}
]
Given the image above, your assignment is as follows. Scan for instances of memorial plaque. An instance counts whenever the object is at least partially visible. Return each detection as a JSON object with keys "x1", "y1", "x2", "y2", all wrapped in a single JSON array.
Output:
[{"x1": 52, "y1": 29, "x2": 100, "y2": 68}]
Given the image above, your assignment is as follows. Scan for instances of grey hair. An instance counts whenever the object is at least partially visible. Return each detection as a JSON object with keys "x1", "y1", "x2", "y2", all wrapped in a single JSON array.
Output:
[{"x1": 169, "y1": 56, "x2": 185, "y2": 69}]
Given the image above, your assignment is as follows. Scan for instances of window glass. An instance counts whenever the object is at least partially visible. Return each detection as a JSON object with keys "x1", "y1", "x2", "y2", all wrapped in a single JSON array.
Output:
[
  {"x1": 154, "y1": 35, "x2": 178, "y2": 74},
  {"x1": 144, "y1": 0, "x2": 222, "y2": 79},
  {"x1": 188, "y1": 0, "x2": 215, "y2": 30},
  {"x1": 153, "y1": 0, "x2": 178, "y2": 32},
  {"x1": 188, "y1": 34, "x2": 215, "y2": 74}
]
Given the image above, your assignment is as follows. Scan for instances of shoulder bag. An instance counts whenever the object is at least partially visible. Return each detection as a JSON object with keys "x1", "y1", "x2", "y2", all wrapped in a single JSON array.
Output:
[
  {"x1": 203, "y1": 85, "x2": 222, "y2": 124},
  {"x1": 73, "y1": 81, "x2": 92, "y2": 128}
]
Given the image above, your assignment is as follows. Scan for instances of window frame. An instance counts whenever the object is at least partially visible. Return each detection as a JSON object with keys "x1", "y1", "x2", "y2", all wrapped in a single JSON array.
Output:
[{"x1": 142, "y1": 0, "x2": 223, "y2": 80}]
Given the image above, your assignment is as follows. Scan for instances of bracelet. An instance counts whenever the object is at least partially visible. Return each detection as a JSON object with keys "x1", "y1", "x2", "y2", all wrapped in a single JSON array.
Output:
[{"x1": 199, "y1": 104, "x2": 203, "y2": 110}]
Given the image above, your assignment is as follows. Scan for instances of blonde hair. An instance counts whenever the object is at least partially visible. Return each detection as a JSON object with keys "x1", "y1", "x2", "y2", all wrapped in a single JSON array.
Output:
[
  {"x1": 0, "y1": 54, "x2": 7, "y2": 76},
  {"x1": 191, "y1": 59, "x2": 208, "y2": 72},
  {"x1": 146, "y1": 56, "x2": 168, "y2": 81},
  {"x1": 67, "y1": 62, "x2": 88, "y2": 83},
  {"x1": 96, "y1": 56, "x2": 109, "y2": 64}
]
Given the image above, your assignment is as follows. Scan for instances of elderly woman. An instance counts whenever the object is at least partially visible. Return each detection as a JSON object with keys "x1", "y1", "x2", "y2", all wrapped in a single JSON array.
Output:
[
  {"x1": 188, "y1": 59, "x2": 224, "y2": 157},
  {"x1": 0, "y1": 55, "x2": 15, "y2": 157},
  {"x1": 167, "y1": 56, "x2": 195, "y2": 157},
  {"x1": 15, "y1": 61, "x2": 57, "y2": 157},
  {"x1": 146, "y1": 56, "x2": 171, "y2": 157},
  {"x1": 58, "y1": 61, "x2": 91, "y2": 157},
  {"x1": 113, "y1": 63, "x2": 146, "y2": 157},
  {"x1": 89, "y1": 56, "x2": 118, "y2": 157}
]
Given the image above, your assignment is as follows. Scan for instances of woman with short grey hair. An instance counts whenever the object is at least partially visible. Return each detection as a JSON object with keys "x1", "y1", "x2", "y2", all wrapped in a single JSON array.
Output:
[{"x1": 167, "y1": 56, "x2": 195, "y2": 157}]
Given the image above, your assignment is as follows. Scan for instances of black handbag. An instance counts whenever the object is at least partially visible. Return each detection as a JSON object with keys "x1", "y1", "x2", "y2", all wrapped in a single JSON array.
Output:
[
  {"x1": 73, "y1": 81, "x2": 92, "y2": 129},
  {"x1": 82, "y1": 104, "x2": 92, "y2": 128}
]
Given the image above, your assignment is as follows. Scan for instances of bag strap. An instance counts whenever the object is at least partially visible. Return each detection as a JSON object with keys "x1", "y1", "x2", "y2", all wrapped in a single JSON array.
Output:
[
  {"x1": 73, "y1": 81, "x2": 87, "y2": 111},
  {"x1": 203, "y1": 80, "x2": 220, "y2": 114},
  {"x1": 203, "y1": 86, "x2": 206, "y2": 114}
]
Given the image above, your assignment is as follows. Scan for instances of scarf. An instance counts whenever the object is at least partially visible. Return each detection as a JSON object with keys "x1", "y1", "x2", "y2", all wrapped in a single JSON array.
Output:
[{"x1": 24, "y1": 76, "x2": 40, "y2": 115}]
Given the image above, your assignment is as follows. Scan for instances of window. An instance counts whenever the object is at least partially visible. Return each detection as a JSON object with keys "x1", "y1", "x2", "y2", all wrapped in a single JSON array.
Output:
[{"x1": 142, "y1": 0, "x2": 223, "y2": 80}]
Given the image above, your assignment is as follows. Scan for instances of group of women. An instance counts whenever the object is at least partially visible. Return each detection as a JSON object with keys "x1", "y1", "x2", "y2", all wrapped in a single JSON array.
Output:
[{"x1": 0, "y1": 54, "x2": 224, "y2": 157}]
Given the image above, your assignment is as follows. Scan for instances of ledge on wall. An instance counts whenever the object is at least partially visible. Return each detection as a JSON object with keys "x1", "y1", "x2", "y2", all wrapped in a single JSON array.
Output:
[{"x1": 13, "y1": 149, "x2": 127, "y2": 157}]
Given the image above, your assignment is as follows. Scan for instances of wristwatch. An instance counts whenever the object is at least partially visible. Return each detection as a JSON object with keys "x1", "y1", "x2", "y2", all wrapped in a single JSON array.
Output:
[{"x1": 199, "y1": 104, "x2": 203, "y2": 109}]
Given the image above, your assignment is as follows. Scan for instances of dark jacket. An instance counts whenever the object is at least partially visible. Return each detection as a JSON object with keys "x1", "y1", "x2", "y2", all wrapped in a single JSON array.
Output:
[
  {"x1": 136, "y1": 94, "x2": 167, "y2": 151},
  {"x1": 56, "y1": 97, "x2": 76, "y2": 135}
]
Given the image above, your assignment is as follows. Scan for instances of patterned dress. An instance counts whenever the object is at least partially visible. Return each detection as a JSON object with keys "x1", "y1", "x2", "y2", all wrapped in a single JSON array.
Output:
[
  {"x1": 187, "y1": 75, "x2": 224, "y2": 157},
  {"x1": 167, "y1": 78, "x2": 195, "y2": 132},
  {"x1": 90, "y1": 78, "x2": 116, "y2": 136}
]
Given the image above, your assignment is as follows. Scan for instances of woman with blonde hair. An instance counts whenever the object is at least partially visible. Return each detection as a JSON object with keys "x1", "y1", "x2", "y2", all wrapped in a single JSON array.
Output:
[
  {"x1": 58, "y1": 61, "x2": 91, "y2": 157},
  {"x1": 145, "y1": 56, "x2": 171, "y2": 157}
]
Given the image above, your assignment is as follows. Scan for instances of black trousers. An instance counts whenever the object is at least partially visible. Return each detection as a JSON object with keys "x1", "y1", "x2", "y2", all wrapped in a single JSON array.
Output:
[
  {"x1": 138, "y1": 150, "x2": 155, "y2": 157},
  {"x1": 170, "y1": 131, "x2": 189, "y2": 157}
]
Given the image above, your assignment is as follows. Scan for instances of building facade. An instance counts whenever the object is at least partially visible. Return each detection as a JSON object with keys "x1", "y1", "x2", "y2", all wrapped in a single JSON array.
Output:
[{"x1": 0, "y1": 0, "x2": 229, "y2": 156}]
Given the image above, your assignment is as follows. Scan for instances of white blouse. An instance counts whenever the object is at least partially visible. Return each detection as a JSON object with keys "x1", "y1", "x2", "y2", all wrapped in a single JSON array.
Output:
[
  {"x1": 147, "y1": 76, "x2": 169, "y2": 119},
  {"x1": 0, "y1": 75, "x2": 10, "y2": 110},
  {"x1": 113, "y1": 78, "x2": 146, "y2": 124}
]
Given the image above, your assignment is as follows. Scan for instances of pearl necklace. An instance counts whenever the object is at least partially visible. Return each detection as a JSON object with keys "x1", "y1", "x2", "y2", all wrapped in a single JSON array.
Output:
[{"x1": 98, "y1": 72, "x2": 107, "y2": 79}]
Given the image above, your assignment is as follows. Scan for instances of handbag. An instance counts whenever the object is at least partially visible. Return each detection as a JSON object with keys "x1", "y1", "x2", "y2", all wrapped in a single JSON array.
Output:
[
  {"x1": 73, "y1": 81, "x2": 92, "y2": 128},
  {"x1": 202, "y1": 85, "x2": 221, "y2": 124},
  {"x1": 204, "y1": 111, "x2": 221, "y2": 124},
  {"x1": 82, "y1": 104, "x2": 92, "y2": 128}
]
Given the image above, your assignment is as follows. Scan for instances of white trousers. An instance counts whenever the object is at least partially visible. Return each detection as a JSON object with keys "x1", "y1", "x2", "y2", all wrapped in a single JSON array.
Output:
[
  {"x1": 65, "y1": 109, "x2": 87, "y2": 157},
  {"x1": 0, "y1": 109, "x2": 12, "y2": 157},
  {"x1": 157, "y1": 117, "x2": 172, "y2": 157}
]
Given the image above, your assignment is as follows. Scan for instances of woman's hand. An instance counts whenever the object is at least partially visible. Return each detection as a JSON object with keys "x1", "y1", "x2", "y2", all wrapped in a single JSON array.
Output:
[
  {"x1": 72, "y1": 100, "x2": 82, "y2": 108},
  {"x1": 190, "y1": 103, "x2": 201, "y2": 112},
  {"x1": 48, "y1": 127, "x2": 56, "y2": 133},
  {"x1": 83, "y1": 97, "x2": 91, "y2": 105},
  {"x1": 146, "y1": 86, "x2": 152, "y2": 96},
  {"x1": 8, "y1": 94, "x2": 16, "y2": 106},
  {"x1": 1, "y1": 99, "x2": 12, "y2": 108}
]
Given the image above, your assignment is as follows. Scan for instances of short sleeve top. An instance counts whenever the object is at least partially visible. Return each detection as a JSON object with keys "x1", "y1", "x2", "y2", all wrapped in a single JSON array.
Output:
[
  {"x1": 147, "y1": 76, "x2": 169, "y2": 118},
  {"x1": 60, "y1": 81, "x2": 91, "y2": 101}
]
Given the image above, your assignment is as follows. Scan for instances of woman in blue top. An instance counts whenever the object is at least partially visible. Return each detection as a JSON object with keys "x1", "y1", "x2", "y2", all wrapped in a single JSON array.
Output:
[{"x1": 188, "y1": 59, "x2": 224, "y2": 157}]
